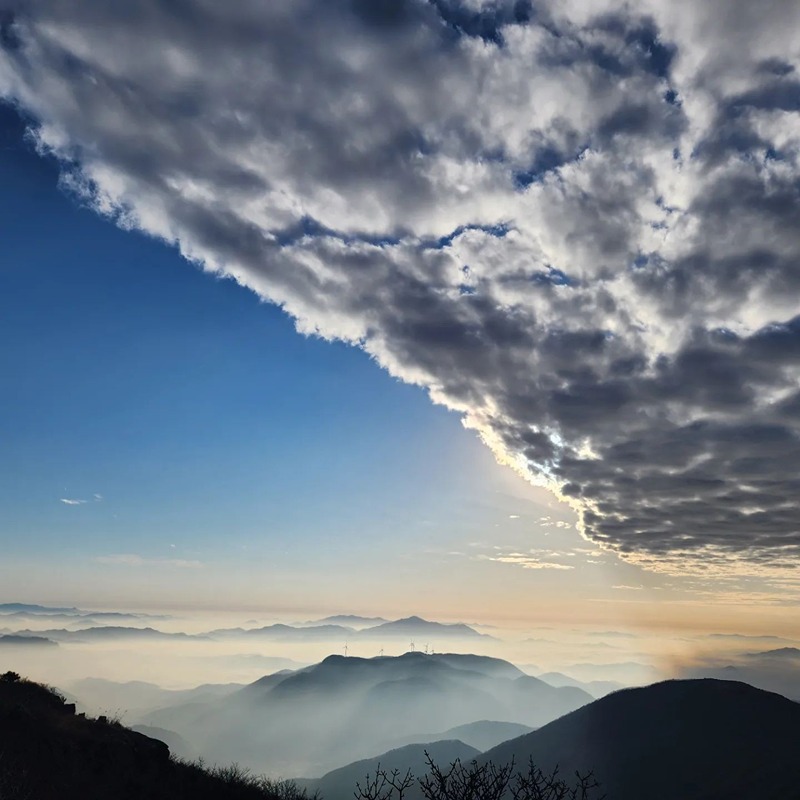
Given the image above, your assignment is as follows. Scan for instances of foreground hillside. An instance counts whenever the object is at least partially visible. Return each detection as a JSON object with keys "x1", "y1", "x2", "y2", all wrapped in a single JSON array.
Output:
[
  {"x1": 0, "y1": 673, "x2": 306, "y2": 800},
  {"x1": 297, "y1": 740, "x2": 480, "y2": 800},
  {"x1": 485, "y1": 679, "x2": 800, "y2": 800},
  {"x1": 3, "y1": 670, "x2": 799, "y2": 800},
  {"x1": 142, "y1": 652, "x2": 590, "y2": 776}
]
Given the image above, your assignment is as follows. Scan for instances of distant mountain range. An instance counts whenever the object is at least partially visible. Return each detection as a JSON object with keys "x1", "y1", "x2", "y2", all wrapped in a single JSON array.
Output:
[
  {"x1": 208, "y1": 616, "x2": 491, "y2": 642},
  {"x1": 554, "y1": 660, "x2": 661, "y2": 685},
  {"x1": 358, "y1": 616, "x2": 490, "y2": 640},
  {"x1": 69, "y1": 677, "x2": 243, "y2": 718},
  {"x1": 0, "y1": 634, "x2": 58, "y2": 647},
  {"x1": 535, "y1": 671, "x2": 623, "y2": 698},
  {"x1": 743, "y1": 646, "x2": 800, "y2": 660},
  {"x1": 683, "y1": 647, "x2": 800, "y2": 702},
  {"x1": 0, "y1": 603, "x2": 84, "y2": 615},
  {"x1": 208, "y1": 623, "x2": 355, "y2": 641},
  {"x1": 302, "y1": 615, "x2": 390, "y2": 628},
  {"x1": 12, "y1": 626, "x2": 203, "y2": 643},
  {"x1": 141, "y1": 652, "x2": 590, "y2": 776},
  {"x1": 0, "y1": 603, "x2": 167, "y2": 624},
  {"x1": 1, "y1": 613, "x2": 491, "y2": 645}
]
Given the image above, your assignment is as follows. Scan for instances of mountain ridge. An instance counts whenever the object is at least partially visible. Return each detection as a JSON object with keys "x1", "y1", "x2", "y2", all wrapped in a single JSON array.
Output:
[
  {"x1": 483, "y1": 678, "x2": 800, "y2": 800},
  {"x1": 142, "y1": 652, "x2": 590, "y2": 776}
]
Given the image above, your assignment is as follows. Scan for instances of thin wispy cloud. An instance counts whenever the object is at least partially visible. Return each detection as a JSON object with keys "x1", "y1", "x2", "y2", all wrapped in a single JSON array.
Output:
[
  {"x1": 60, "y1": 498, "x2": 87, "y2": 506},
  {"x1": 3, "y1": 0, "x2": 800, "y2": 574},
  {"x1": 482, "y1": 553, "x2": 575, "y2": 571},
  {"x1": 477, "y1": 546, "x2": 577, "y2": 570},
  {"x1": 539, "y1": 517, "x2": 572, "y2": 530}
]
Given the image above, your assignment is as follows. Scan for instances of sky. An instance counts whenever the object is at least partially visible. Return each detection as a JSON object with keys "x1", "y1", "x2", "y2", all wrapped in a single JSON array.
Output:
[{"x1": 1, "y1": 0, "x2": 800, "y2": 636}]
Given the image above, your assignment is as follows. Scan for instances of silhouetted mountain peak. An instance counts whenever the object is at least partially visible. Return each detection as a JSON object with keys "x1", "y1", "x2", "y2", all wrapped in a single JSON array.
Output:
[
  {"x1": 0, "y1": 634, "x2": 58, "y2": 646},
  {"x1": 745, "y1": 646, "x2": 800, "y2": 659},
  {"x1": 485, "y1": 679, "x2": 800, "y2": 800},
  {"x1": 361, "y1": 617, "x2": 490, "y2": 639}
]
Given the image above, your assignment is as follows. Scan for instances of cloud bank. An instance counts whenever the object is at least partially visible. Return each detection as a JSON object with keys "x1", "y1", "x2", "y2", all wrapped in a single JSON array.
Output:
[{"x1": 3, "y1": 0, "x2": 800, "y2": 571}]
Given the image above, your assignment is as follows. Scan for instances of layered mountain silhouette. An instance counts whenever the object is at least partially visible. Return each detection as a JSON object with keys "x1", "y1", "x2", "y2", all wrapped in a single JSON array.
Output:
[
  {"x1": 0, "y1": 633, "x2": 57, "y2": 647},
  {"x1": 69, "y1": 677, "x2": 243, "y2": 718},
  {"x1": 744, "y1": 646, "x2": 800, "y2": 660},
  {"x1": 208, "y1": 623, "x2": 356, "y2": 641},
  {"x1": 12, "y1": 626, "x2": 203, "y2": 643},
  {"x1": 142, "y1": 652, "x2": 590, "y2": 776},
  {"x1": 303, "y1": 615, "x2": 390, "y2": 628},
  {"x1": 296, "y1": 740, "x2": 480, "y2": 800},
  {"x1": 383, "y1": 720, "x2": 534, "y2": 752},
  {"x1": 208, "y1": 616, "x2": 489, "y2": 642},
  {"x1": 484, "y1": 678, "x2": 800, "y2": 800},
  {"x1": 358, "y1": 616, "x2": 490, "y2": 640},
  {"x1": 3, "y1": 613, "x2": 490, "y2": 647},
  {"x1": 685, "y1": 648, "x2": 800, "y2": 702},
  {"x1": 0, "y1": 603, "x2": 167, "y2": 628},
  {"x1": 535, "y1": 671, "x2": 622, "y2": 698},
  {"x1": 3, "y1": 669, "x2": 799, "y2": 800}
]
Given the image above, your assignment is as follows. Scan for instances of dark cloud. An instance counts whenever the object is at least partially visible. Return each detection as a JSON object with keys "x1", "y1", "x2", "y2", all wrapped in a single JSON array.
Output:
[
  {"x1": 430, "y1": 0, "x2": 534, "y2": 44},
  {"x1": 2, "y1": 0, "x2": 800, "y2": 571}
]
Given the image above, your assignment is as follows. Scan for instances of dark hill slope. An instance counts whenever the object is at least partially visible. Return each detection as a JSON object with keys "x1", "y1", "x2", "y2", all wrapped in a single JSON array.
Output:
[
  {"x1": 484, "y1": 679, "x2": 800, "y2": 800},
  {"x1": 299, "y1": 740, "x2": 479, "y2": 800},
  {"x1": 0, "y1": 676, "x2": 300, "y2": 800},
  {"x1": 380, "y1": 720, "x2": 534, "y2": 753}
]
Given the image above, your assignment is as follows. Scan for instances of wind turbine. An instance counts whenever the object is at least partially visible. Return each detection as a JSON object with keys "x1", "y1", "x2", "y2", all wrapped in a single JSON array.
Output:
[
  {"x1": 379, "y1": 648, "x2": 384, "y2": 657},
  {"x1": 343, "y1": 642, "x2": 349, "y2": 657},
  {"x1": 410, "y1": 641, "x2": 415, "y2": 652}
]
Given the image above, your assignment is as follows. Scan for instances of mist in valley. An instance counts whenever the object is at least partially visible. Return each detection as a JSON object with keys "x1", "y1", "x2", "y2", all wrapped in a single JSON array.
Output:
[{"x1": 4, "y1": 602, "x2": 799, "y2": 785}]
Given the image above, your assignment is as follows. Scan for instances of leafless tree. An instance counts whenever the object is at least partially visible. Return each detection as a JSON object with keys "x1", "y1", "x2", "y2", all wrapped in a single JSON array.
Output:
[
  {"x1": 354, "y1": 752, "x2": 603, "y2": 800},
  {"x1": 356, "y1": 764, "x2": 415, "y2": 800},
  {"x1": 419, "y1": 755, "x2": 514, "y2": 800}
]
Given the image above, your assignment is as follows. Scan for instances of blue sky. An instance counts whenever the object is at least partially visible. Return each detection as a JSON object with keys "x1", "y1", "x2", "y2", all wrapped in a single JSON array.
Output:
[
  {"x1": 0, "y1": 104, "x2": 459, "y2": 543},
  {"x1": 1, "y1": 102, "x2": 590, "y2": 614}
]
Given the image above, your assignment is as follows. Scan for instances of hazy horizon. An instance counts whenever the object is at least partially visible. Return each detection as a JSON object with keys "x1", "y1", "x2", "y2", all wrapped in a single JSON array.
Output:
[{"x1": 3, "y1": 601, "x2": 798, "y2": 693}]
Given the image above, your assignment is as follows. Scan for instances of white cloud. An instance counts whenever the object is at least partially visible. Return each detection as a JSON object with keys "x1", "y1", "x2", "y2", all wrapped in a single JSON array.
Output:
[
  {"x1": 60, "y1": 498, "x2": 87, "y2": 506},
  {"x1": 482, "y1": 553, "x2": 575, "y2": 570}
]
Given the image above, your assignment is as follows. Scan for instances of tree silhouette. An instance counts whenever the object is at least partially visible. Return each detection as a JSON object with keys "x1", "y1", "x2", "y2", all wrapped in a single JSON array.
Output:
[{"x1": 355, "y1": 752, "x2": 602, "y2": 800}]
